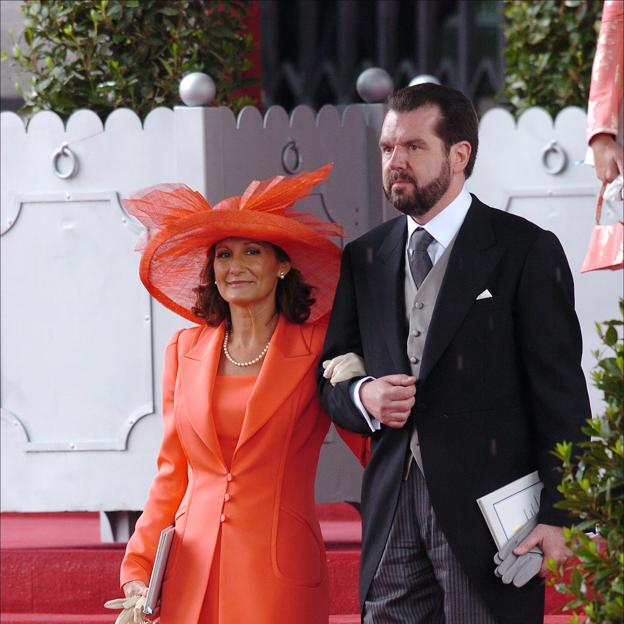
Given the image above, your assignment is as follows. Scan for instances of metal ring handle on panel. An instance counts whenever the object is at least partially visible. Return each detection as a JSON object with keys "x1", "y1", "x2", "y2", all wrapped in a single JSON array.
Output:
[
  {"x1": 541, "y1": 140, "x2": 567, "y2": 175},
  {"x1": 52, "y1": 142, "x2": 79, "y2": 179},
  {"x1": 281, "y1": 140, "x2": 302, "y2": 174}
]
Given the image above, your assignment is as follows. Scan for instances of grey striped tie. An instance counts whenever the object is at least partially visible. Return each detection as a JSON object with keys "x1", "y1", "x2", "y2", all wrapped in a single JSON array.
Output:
[{"x1": 408, "y1": 227, "x2": 434, "y2": 289}]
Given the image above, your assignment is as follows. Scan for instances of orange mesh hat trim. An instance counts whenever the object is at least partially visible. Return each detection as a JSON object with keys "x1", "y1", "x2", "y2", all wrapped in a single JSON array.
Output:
[{"x1": 123, "y1": 163, "x2": 342, "y2": 324}]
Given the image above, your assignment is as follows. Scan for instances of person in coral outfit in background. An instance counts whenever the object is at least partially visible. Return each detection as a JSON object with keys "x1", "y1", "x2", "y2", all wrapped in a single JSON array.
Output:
[
  {"x1": 587, "y1": 0, "x2": 623, "y2": 185},
  {"x1": 117, "y1": 164, "x2": 367, "y2": 623}
]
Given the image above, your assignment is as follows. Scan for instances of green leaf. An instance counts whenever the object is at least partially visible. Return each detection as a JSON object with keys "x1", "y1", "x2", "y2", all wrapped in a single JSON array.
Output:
[
  {"x1": 158, "y1": 6, "x2": 180, "y2": 16},
  {"x1": 604, "y1": 325, "x2": 618, "y2": 347},
  {"x1": 159, "y1": 58, "x2": 172, "y2": 75}
]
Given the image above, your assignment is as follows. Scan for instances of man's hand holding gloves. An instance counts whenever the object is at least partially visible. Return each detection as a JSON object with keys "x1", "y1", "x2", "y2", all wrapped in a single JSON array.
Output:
[{"x1": 493, "y1": 519, "x2": 543, "y2": 587}]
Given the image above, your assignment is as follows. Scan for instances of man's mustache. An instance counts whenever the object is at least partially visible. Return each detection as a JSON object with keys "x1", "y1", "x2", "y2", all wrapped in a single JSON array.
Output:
[{"x1": 388, "y1": 171, "x2": 417, "y2": 186}]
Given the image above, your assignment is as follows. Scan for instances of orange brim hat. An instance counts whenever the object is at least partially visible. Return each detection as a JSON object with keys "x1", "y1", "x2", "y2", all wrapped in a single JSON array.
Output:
[{"x1": 123, "y1": 163, "x2": 342, "y2": 324}]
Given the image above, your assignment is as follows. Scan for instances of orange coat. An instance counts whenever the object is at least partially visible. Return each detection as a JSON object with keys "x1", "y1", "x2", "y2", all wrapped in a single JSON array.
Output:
[{"x1": 120, "y1": 315, "x2": 366, "y2": 623}]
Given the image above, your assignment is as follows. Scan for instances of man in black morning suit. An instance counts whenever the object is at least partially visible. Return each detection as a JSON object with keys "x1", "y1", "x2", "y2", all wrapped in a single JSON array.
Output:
[{"x1": 319, "y1": 84, "x2": 590, "y2": 623}]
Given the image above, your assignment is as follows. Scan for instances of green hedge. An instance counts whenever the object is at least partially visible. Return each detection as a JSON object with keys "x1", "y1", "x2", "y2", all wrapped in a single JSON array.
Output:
[
  {"x1": 3, "y1": 0, "x2": 256, "y2": 119},
  {"x1": 502, "y1": 0, "x2": 603, "y2": 117},
  {"x1": 551, "y1": 301, "x2": 624, "y2": 623}
]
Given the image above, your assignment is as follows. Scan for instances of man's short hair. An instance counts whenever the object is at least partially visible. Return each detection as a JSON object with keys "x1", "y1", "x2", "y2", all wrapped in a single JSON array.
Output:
[{"x1": 387, "y1": 84, "x2": 479, "y2": 178}]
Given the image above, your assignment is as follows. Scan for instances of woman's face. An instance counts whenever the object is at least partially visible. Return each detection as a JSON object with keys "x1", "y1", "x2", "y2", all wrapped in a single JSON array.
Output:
[{"x1": 213, "y1": 238, "x2": 290, "y2": 310}]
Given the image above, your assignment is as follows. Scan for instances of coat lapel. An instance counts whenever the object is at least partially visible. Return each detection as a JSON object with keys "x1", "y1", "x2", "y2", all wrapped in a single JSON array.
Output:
[
  {"x1": 179, "y1": 324, "x2": 226, "y2": 467},
  {"x1": 419, "y1": 197, "x2": 502, "y2": 383},
  {"x1": 234, "y1": 315, "x2": 317, "y2": 455},
  {"x1": 368, "y1": 217, "x2": 411, "y2": 374}
]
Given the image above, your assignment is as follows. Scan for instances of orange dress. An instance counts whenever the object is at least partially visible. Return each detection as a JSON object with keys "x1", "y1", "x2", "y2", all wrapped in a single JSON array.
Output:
[{"x1": 201, "y1": 375, "x2": 255, "y2": 622}]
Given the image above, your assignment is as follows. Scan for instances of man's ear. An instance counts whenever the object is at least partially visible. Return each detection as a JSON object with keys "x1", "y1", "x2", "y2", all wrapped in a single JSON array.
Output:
[{"x1": 451, "y1": 141, "x2": 471, "y2": 175}]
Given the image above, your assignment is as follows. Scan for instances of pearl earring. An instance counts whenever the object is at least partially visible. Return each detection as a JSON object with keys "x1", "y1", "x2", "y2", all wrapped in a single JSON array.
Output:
[{"x1": 279, "y1": 272, "x2": 286, "y2": 279}]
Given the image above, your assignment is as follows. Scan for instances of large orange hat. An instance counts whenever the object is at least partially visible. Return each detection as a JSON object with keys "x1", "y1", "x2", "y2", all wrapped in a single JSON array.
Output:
[{"x1": 123, "y1": 163, "x2": 341, "y2": 324}]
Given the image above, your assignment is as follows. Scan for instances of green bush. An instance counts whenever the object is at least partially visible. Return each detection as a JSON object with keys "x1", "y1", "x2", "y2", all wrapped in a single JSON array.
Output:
[
  {"x1": 502, "y1": 0, "x2": 603, "y2": 117},
  {"x1": 550, "y1": 299, "x2": 624, "y2": 623},
  {"x1": 2, "y1": 0, "x2": 256, "y2": 119}
]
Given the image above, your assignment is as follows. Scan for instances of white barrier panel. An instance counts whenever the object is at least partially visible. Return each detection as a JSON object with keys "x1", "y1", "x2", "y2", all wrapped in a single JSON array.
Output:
[{"x1": 1, "y1": 103, "x2": 620, "y2": 513}]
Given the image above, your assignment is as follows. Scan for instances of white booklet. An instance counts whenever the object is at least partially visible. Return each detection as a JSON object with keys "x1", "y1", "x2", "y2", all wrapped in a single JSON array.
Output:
[
  {"x1": 144, "y1": 524, "x2": 175, "y2": 616},
  {"x1": 476, "y1": 471, "x2": 543, "y2": 549}
]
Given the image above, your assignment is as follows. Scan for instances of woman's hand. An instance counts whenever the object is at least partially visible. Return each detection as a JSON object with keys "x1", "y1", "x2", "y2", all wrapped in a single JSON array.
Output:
[
  {"x1": 322, "y1": 352, "x2": 366, "y2": 386},
  {"x1": 105, "y1": 582, "x2": 152, "y2": 623},
  {"x1": 590, "y1": 133, "x2": 624, "y2": 184},
  {"x1": 123, "y1": 580, "x2": 148, "y2": 598},
  {"x1": 121, "y1": 581, "x2": 154, "y2": 623}
]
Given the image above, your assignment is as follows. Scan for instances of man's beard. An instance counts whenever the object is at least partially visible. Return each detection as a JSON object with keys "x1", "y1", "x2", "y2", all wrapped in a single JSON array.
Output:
[{"x1": 383, "y1": 160, "x2": 451, "y2": 218}]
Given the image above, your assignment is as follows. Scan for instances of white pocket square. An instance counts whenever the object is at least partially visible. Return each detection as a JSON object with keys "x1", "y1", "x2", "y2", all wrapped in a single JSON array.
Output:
[{"x1": 476, "y1": 289, "x2": 493, "y2": 300}]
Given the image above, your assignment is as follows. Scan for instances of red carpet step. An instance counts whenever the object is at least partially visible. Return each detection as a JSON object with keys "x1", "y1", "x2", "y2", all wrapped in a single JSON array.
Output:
[
  {"x1": 1, "y1": 506, "x2": 361, "y2": 621},
  {"x1": 1, "y1": 507, "x2": 579, "y2": 623},
  {"x1": 0, "y1": 617, "x2": 360, "y2": 624}
]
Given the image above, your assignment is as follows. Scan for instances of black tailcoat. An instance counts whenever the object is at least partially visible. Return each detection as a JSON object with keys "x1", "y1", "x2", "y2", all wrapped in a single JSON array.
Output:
[{"x1": 319, "y1": 196, "x2": 590, "y2": 624}]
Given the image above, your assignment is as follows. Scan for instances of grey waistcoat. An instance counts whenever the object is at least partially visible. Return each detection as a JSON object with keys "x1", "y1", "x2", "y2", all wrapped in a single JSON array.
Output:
[{"x1": 404, "y1": 233, "x2": 457, "y2": 474}]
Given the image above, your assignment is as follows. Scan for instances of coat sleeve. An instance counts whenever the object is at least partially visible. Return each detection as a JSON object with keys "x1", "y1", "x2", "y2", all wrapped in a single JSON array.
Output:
[
  {"x1": 310, "y1": 318, "x2": 371, "y2": 466},
  {"x1": 318, "y1": 243, "x2": 376, "y2": 436},
  {"x1": 120, "y1": 329, "x2": 190, "y2": 587},
  {"x1": 515, "y1": 230, "x2": 590, "y2": 526},
  {"x1": 587, "y1": 0, "x2": 623, "y2": 142},
  {"x1": 334, "y1": 424, "x2": 372, "y2": 467}
]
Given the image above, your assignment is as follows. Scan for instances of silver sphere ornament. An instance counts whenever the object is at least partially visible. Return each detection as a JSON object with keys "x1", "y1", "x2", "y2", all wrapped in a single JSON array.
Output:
[
  {"x1": 179, "y1": 72, "x2": 216, "y2": 107},
  {"x1": 356, "y1": 68, "x2": 394, "y2": 103},
  {"x1": 409, "y1": 74, "x2": 441, "y2": 87}
]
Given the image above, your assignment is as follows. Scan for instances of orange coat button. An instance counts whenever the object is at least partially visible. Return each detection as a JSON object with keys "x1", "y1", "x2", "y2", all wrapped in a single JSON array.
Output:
[
  {"x1": 220, "y1": 514, "x2": 226, "y2": 522},
  {"x1": 224, "y1": 493, "x2": 231, "y2": 502},
  {"x1": 226, "y1": 473, "x2": 233, "y2": 482}
]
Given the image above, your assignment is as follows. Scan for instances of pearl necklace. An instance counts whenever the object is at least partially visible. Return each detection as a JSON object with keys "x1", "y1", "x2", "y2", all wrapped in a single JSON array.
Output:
[{"x1": 223, "y1": 329, "x2": 271, "y2": 367}]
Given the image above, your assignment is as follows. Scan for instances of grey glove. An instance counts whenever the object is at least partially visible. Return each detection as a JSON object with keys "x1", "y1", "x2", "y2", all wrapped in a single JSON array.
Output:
[{"x1": 493, "y1": 519, "x2": 543, "y2": 587}]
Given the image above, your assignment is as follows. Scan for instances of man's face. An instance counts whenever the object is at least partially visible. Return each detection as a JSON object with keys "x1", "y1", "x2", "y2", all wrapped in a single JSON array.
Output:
[{"x1": 379, "y1": 106, "x2": 452, "y2": 218}]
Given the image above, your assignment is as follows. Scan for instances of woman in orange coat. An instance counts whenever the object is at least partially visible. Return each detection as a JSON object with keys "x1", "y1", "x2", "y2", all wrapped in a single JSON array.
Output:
[{"x1": 117, "y1": 164, "x2": 367, "y2": 624}]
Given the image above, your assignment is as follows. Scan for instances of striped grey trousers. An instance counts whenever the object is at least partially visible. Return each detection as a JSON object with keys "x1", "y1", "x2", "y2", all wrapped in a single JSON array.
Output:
[{"x1": 363, "y1": 466, "x2": 497, "y2": 624}]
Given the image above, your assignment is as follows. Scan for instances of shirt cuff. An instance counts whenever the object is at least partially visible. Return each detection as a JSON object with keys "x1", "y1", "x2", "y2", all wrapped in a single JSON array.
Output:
[{"x1": 349, "y1": 377, "x2": 380, "y2": 432}]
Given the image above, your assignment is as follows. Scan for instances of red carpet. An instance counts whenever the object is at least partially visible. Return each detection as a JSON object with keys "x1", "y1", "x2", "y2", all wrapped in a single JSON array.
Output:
[{"x1": 0, "y1": 506, "x2": 578, "y2": 623}]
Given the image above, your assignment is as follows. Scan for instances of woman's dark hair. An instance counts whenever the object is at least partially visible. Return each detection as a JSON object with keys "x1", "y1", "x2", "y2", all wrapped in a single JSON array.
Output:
[
  {"x1": 387, "y1": 83, "x2": 479, "y2": 178},
  {"x1": 192, "y1": 243, "x2": 315, "y2": 326}
]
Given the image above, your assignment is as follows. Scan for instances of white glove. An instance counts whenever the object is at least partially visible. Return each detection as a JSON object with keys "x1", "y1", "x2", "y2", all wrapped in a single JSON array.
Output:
[
  {"x1": 493, "y1": 519, "x2": 543, "y2": 587},
  {"x1": 322, "y1": 352, "x2": 366, "y2": 386},
  {"x1": 104, "y1": 594, "x2": 148, "y2": 624}
]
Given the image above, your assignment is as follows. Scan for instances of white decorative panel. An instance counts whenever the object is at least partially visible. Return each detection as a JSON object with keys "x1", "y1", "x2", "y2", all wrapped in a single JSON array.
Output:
[
  {"x1": 201, "y1": 104, "x2": 378, "y2": 241},
  {"x1": 1, "y1": 192, "x2": 153, "y2": 451}
]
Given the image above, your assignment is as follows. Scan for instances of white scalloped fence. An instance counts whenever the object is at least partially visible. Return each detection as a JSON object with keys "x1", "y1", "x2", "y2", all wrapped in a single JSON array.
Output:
[{"x1": 1, "y1": 103, "x2": 620, "y2": 513}]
